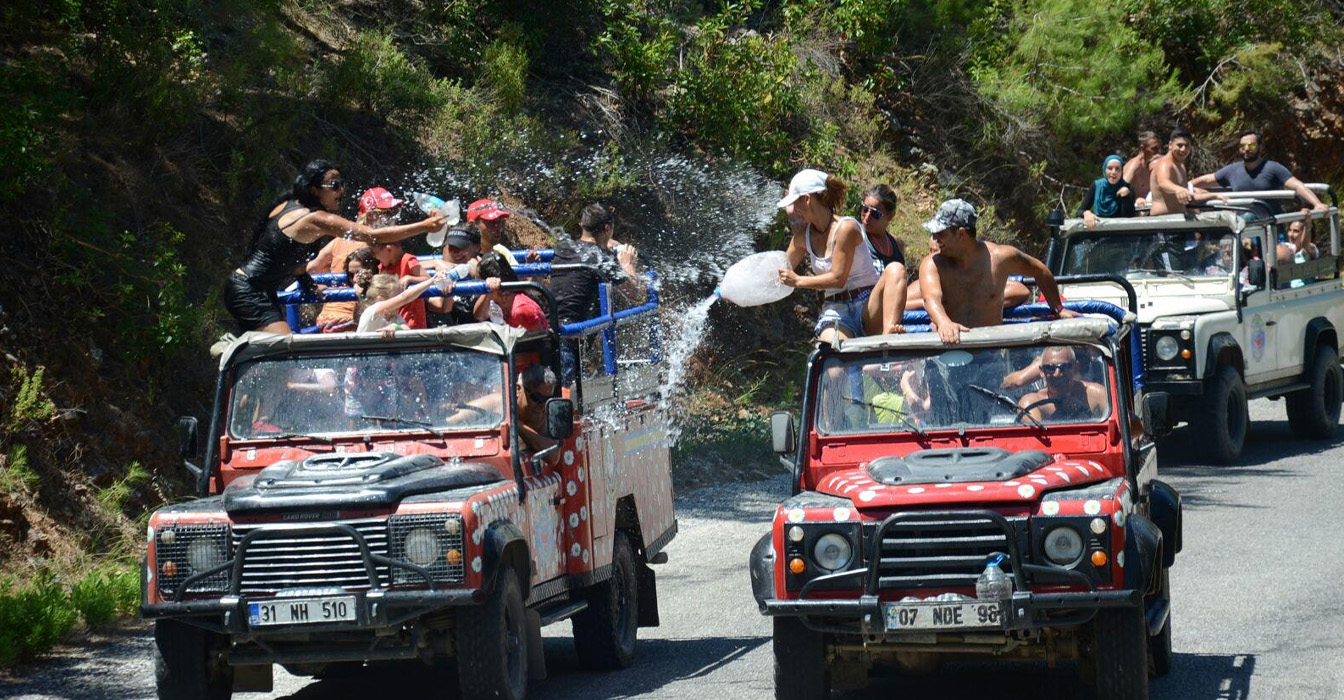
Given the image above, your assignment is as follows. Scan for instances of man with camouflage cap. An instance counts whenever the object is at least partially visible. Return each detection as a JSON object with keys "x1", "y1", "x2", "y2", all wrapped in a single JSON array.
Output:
[{"x1": 917, "y1": 198, "x2": 1074, "y2": 345}]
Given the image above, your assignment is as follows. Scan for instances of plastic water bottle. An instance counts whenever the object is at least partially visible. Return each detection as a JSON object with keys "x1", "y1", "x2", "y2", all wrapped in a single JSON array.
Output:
[
  {"x1": 488, "y1": 301, "x2": 505, "y2": 326},
  {"x1": 409, "y1": 192, "x2": 460, "y2": 247},
  {"x1": 975, "y1": 554, "x2": 1013, "y2": 600}
]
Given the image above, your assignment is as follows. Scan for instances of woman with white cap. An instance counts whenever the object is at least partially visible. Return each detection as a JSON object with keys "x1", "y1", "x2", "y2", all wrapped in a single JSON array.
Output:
[{"x1": 777, "y1": 169, "x2": 907, "y2": 342}]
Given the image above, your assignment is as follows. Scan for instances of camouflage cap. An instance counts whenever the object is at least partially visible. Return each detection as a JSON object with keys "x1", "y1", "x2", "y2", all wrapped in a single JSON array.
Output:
[{"x1": 922, "y1": 198, "x2": 978, "y2": 233}]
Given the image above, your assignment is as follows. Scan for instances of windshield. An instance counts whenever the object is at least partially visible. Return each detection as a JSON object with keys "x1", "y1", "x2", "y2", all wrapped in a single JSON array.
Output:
[
  {"x1": 816, "y1": 344, "x2": 1113, "y2": 435},
  {"x1": 228, "y1": 349, "x2": 505, "y2": 440},
  {"x1": 1060, "y1": 228, "x2": 1240, "y2": 279}
]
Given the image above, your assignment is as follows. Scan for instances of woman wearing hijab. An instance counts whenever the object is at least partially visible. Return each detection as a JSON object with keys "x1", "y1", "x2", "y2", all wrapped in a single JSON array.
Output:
[{"x1": 1079, "y1": 155, "x2": 1137, "y2": 230}]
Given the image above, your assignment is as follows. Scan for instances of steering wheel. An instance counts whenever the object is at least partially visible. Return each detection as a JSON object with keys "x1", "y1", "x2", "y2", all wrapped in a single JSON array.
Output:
[
  {"x1": 1020, "y1": 397, "x2": 1060, "y2": 416},
  {"x1": 452, "y1": 402, "x2": 493, "y2": 417}
]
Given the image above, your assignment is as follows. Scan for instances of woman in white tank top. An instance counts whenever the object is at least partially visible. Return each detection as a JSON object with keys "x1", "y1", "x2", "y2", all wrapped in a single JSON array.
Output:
[{"x1": 776, "y1": 169, "x2": 908, "y2": 343}]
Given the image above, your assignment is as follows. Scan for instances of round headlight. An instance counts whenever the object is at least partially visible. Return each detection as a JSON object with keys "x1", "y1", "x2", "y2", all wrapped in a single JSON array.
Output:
[
  {"x1": 404, "y1": 528, "x2": 442, "y2": 567},
  {"x1": 1155, "y1": 335, "x2": 1180, "y2": 361},
  {"x1": 1043, "y1": 526, "x2": 1084, "y2": 566},
  {"x1": 186, "y1": 538, "x2": 225, "y2": 572},
  {"x1": 812, "y1": 533, "x2": 853, "y2": 572}
]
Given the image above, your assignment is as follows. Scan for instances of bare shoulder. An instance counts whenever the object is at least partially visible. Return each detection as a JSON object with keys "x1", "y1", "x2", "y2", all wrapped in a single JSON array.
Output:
[{"x1": 986, "y1": 242, "x2": 1021, "y2": 261}]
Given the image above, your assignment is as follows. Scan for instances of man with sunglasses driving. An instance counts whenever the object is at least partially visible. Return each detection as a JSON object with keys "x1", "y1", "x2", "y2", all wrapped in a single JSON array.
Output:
[{"x1": 1016, "y1": 346, "x2": 1107, "y2": 423}]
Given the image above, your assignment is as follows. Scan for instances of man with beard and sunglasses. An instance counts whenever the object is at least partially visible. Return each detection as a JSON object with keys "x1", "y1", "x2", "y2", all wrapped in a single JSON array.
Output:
[
  {"x1": 1016, "y1": 346, "x2": 1107, "y2": 423},
  {"x1": 1189, "y1": 129, "x2": 1329, "y2": 212}
]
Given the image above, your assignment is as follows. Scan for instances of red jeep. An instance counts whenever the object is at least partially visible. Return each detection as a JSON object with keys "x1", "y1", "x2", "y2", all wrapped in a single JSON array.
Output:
[
  {"x1": 751, "y1": 303, "x2": 1182, "y2": 700},
  {"x1": 143, "y1": 282, "x2": 675, "y2": 700}
]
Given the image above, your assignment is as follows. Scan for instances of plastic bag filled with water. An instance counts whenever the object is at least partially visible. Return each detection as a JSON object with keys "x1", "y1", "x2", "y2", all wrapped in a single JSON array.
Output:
[{"x1": 718, "y1": 251, "x2": 794, "y2": 307}]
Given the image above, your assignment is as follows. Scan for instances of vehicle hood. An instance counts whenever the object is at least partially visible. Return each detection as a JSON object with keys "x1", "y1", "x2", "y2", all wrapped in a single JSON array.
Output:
[
  {"x1": 813, "y1": 449, "x2": 1114, "y2": 509},
  {"x1": 222, "y1": 451, "x2": 505, "y2": 515},
  {"x1": 1061, "y1": 279, "x2": 1232, "y2": 324}
]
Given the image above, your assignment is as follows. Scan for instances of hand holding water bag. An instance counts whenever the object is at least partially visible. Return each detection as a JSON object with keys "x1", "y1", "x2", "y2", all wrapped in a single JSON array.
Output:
[
  {"x1": 409, "y1": 192, "x2": 460, "y2": 247},
  {"x1": 718, "y1": 250, "x2": 795, "y2": 307}
]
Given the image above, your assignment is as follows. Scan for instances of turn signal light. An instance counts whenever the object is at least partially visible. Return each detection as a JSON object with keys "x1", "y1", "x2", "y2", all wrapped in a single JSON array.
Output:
[
  {"x1": 1180, "y1": 349, "x2": 1192, "y2": 359},
  {"x1": 1090, "y1": 550, "x2": 1109, "y2": 567},
  {"x1": 161, "y1": 560, "x2": 178, "y2": 577},
  {"x1": 788, "y1": 557, "x2": 806, "y2": 575},
  {"x1": 446, "y1": 549, "x2": 463, "y2": 566}
]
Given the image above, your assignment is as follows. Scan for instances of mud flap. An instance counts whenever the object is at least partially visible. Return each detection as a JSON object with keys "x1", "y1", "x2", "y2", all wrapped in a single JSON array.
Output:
[
  {"x1": 232, "y1": 663, "x2": 273, "y2": 692},
  {"x1": 636, "y1": 562, "x2": 660, "y2": 627},
  {"x1": 526, "y1": 609, "x2": 547, "y2": 681}
]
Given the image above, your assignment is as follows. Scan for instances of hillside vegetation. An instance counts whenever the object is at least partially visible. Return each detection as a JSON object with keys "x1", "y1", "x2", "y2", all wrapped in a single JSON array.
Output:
[{"x1": 1, "y1": 0, "x2": 1342, "y2": 663}]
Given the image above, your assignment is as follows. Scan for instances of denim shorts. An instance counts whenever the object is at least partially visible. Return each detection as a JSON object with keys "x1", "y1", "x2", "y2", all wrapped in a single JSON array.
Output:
[{"x1": 814, "y1": 289, "x2": 871, "y2": 338}]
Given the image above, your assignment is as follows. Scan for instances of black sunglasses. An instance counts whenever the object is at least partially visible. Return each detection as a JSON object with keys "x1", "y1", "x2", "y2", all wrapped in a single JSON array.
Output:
[
  {"x1": 319, "y1": 180, "x2": 345, "y2": 191},
  {"x1": 525, "y1": 387, "x2": 549, "y2": 403},
  {"x1": 1041, "y1": 362, "x2": 1074, "y2": 374},
  {"x1": 859, "y1": 204, "x2": 885, "y2": 221}
]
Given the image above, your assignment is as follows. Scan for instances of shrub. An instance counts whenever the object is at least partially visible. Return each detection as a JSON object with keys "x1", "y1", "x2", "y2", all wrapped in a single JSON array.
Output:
[
  {"x1": 70, "y1": 564, "x2": 139, "y2": 627},
  {"x1": 0, "y1": 573, "x2": 78, "y2": 667},
  {"x1": 480, "y1": 40, "x2": 530, "y2": 115},
  {"x1": 7, "y1": 366, "x2": 56, "y2": 433},
  {"x1": 322, "y1": 31, "x2": 450, "y2": 126}
]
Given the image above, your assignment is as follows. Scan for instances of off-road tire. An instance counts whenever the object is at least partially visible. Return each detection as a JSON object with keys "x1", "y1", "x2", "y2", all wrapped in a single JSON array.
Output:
[
  {"x1": 773, "y1": 617, "x2": 829, "y2": 700},
  {"x1": 1148, "y1": 568, "x2": 1173, "y2": 678},
  {"x1": 1191, "y1": 364, "x2": 1247, "y2": 464},
  {"x1": 458, "y1": 571, "x2": 529, "y2": 700},
  {"x1": 1093, "y1": 606, "x2": 1149, "y2": 700},
  {"x1": 1286, "y1": 344, "x2": 1342, "y2": 439},
  {"x1": 573, "y1": 533, "x2": 639, "y2": 670},
  {"x1": 154, "y1": 619, "x2": 233, "y2": 700}
]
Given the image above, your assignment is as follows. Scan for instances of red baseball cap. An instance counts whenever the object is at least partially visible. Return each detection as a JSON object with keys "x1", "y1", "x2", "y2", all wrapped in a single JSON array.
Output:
[
  {"x1": 467, "y1": 199, "x2": 509, "y2": 222},
  {"x1": 358, "y1": 187, "x2": 405, "y2": 216}
]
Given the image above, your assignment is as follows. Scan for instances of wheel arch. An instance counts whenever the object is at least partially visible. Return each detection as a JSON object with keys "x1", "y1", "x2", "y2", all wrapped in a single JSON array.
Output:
[
  {"x1": 482, "y1": 520, "x2": 530, "y2": 598},
  {"x1": 1304, "y1": 317, "x2": 1337, "y2": 368},
  {"x1": 1203, "y1": 332, "x2": 1243, "y2": 381}
]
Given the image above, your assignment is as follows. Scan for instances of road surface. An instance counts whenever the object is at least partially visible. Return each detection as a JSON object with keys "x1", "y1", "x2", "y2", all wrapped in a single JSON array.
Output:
[{"x1": 4, "y1": 399, "x2": 1342, "y2": 699}]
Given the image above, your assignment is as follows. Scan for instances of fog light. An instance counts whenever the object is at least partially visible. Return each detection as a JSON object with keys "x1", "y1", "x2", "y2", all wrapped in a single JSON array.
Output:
[
  {"x1": 1091, "y1": 550, "x2": 1109, "y2": 567},
  {"x1": 446, "y1": 549, "x2": 463, "y2": 566},
  {"x1": 161, "y1": 560, "x2": 178, "y2": 577},
  {"x1": 787, "y1": 526, "x2": 804, "y2": 543},
  {"x1": 160, "y1": 529, "x2": 176, "y2": 545},
  {"x1": 1089, "y1": 517, "x2": 1107, "y2": 535},
  {"x1": 1181, "y1": 349, "x2": 1192, "y2": 359},
  {"x1": 445, "y1": 518, "x2": 462, "y2": 535},
  {"x1": 1180, "y1": 330, "x2": 1191, "y2": 340},
  {"x1": 788, "y1": 557, "x2": 806, "y2": 575}
]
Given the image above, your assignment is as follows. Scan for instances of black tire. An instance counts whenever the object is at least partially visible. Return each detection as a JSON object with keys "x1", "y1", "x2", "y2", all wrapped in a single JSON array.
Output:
[
  {"x1": 154, "y1": 619, "x2": 233, "y2": 700},
  {"x1": 1093, "y1": 606, "x2": 1149, "y2": 700},
  {"x1": 573, "y1": 534, "x2": 639, "y2": 670},
  {"x1": 1148, "y1": 568, "x2": 1173, "y2": 678},
  {"x1": 1191, "y1": 364, "x2": 1247, "y2": 464},
  {"x1": 773, "y1": 617, "x2": 829, "y2": 700},
  {"x1": 1286, "y1": 344, "x2": 1342, "y2": 439},
  {"x1": 458, "y1": 571, "x2": 529, "y2": 700}
]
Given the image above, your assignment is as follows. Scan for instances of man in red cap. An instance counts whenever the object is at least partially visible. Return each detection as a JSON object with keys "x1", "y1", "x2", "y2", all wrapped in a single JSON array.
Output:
[{"x1": 467, "y1": 198, "x2": 520, "y2": 265}]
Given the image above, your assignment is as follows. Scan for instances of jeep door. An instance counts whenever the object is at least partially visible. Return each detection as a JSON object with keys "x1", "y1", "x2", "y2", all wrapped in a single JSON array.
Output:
[{"x1": 1238, "y1": 229, "x2": 1285, "y2": 382}]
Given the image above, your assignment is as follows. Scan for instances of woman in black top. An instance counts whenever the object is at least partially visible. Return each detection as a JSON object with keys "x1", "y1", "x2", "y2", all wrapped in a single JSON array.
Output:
[
  {"x1": 225, "y1": 160, "x2": 445, "y2": 334},
  {"x1": 1078, "y1": 155, "x2": 1136, "y2": 230},
  {"x1": 858, "y1": 183, "x2": 909, "y2": 334}
]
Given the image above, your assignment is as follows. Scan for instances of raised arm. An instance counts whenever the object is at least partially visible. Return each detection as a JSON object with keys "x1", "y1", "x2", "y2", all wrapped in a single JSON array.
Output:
[
  {"x1": 379, "y1": 276, "x2": 439, "y2": 315},
  {"x1": 1188, "y1": 173, "x2": 1219, "y2": 189},
  {"x1": 304, "y1": 211, "x2": 444, "y2": 244}
]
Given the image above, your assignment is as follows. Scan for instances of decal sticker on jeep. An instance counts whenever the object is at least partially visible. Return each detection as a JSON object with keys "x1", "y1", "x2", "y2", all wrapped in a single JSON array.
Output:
[{"x1": 1251, "y1": 314, "x2": 1266, "y2": 362}]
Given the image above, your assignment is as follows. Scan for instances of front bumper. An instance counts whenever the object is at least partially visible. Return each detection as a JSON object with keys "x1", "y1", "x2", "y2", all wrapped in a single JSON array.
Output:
[{"x1": 762, "y1": 509, "x2": 1142, "y2": 635}]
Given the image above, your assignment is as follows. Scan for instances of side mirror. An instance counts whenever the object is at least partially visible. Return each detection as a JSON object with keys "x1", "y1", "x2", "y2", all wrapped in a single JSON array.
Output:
[
  {"x1": 1140, "y1": 392, "x2": 1173, "y2": 437},
  {"x1": 176, "y1": 416, "x2": 200, "y2": 459},
  {"x1": 544, "y1": 398, "x2": 574, "y2": 440},
  {"x1": 1246, "y1": 259, "x2": 1266, "y2": 288},
  {"x1": 771, "y1": 411, "x2": 797, "y2": 455}
]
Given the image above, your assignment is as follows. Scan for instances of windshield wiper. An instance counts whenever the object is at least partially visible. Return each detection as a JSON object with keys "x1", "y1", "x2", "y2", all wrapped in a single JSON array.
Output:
[
  {"x1": 358, "y1": 414, "x2": 447, "y2": 439},
  {"x1": 1147, "y1": 268, "x2": 1195, "y2": 283},
  {"x1": 967, "y1": 385, "x2": 1045, "y2": 430},
  {"x1": 843, "y1": 396, "x2": 929, "y2": 439},
  {"x1": 252, "y1": 432, "x2": 334, "y2": 443}
]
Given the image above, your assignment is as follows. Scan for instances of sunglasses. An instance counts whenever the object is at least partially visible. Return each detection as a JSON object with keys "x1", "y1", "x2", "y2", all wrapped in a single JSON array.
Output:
[
  {"x1": 1041, "y1": 362, "x2": 1074, "y2": 375},
  {"x1": 525, "y1": 388, "x2": 549, "y2": 403},
  {"x1": 859, "y1": 204, "x2": 885, "y2": 221},
  {"x1": 1238, "y1": 143, "x2": 1258, "y2": 151},
  {"x1": 319, "y1": 180, "x2": 345, "y2": 191}
]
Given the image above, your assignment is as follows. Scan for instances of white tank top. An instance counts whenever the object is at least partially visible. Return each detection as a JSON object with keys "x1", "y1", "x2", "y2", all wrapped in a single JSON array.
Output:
[{"x1": 805, "y1": 216, "x2": 881, "y2": 297}]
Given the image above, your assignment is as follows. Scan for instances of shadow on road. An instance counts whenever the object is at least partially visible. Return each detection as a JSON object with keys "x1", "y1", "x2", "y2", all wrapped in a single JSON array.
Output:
[
  {"x1": 274, "y1": 635, "x2": 771, "y2": 700},
  {"x1": 1154, "y1": 652, "x2": 1255, "y2": 700}
]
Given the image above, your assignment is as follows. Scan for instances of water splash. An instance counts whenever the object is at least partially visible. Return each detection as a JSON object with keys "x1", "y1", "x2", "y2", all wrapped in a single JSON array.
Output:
[{"x1": 660, "y1": 295, "x2": 718, "y2": 403}]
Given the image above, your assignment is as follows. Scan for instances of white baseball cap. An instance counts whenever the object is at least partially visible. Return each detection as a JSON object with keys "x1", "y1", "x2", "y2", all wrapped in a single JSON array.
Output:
[{"x1": 777, "y1": 169, "x2": 829, "y2": 209}]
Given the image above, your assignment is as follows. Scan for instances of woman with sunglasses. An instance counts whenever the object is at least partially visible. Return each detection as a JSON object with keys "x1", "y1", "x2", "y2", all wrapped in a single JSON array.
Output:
[{"x1": 225, "y1": 160, "x2": 445, "y2": 335}]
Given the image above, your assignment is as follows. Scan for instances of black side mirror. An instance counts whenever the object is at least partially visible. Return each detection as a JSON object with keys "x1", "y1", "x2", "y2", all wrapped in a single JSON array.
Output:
[
  {"x1": 1246, "y1": 259, "x2": 1266, "y2": 288},
  {"x1": 771, "y1": 411, "x2": 797, "y2": 455},
  {"x1": 177, "y1": 416, "x2": 200, "y2": 459},
  {"x1": 1140, "y1": 392, "x2": 1173, "y2": 437},
  {"x1": 544, "y1": 398, "x2": 574, "y2": 440}
]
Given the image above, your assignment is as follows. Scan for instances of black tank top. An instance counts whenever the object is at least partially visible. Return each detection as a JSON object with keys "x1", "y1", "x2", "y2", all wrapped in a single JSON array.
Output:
[
  {"x1": 238, "y1": 200, "x2": 324, "y2": 288},
  {"x1": 868, "y1": 232, "x2": 905, "y2": 271}
]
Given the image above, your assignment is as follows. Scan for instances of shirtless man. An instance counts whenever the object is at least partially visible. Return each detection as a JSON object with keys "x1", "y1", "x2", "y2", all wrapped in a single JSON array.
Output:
[
  {"x1": 1017, "y1": 346, "x2": 1107, "y2": 422},
  {"x1": 1148, "y1": 127, "x2": 1222, "y2": 216},
  {"x1": 1123, "y1": 131, "x2": 1162, "y2": 211},
  {"x1": 918, "y1": 198, "x2": 1075, "y2": 345}
]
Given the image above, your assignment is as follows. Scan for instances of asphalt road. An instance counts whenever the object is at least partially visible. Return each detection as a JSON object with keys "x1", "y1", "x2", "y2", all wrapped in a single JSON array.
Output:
[{"x1": 5, "y1": 398, "x2": 1344, "y2": 699}]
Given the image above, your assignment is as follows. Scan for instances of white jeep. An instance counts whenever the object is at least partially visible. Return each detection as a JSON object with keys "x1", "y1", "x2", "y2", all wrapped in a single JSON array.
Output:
[{"x1": 1045, "y1": 187, "x2": 1343, "y2": 463}]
